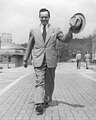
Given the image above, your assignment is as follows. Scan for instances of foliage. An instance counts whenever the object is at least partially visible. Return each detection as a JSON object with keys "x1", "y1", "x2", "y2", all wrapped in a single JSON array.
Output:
[{"x1": 56, "y1": 34, "x2": 95, "y2": 62}]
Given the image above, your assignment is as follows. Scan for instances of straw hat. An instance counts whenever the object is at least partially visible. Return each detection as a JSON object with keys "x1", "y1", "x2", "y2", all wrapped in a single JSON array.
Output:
[{"x1": 69, "y1": 13, "x2": 86, "y2": 34}]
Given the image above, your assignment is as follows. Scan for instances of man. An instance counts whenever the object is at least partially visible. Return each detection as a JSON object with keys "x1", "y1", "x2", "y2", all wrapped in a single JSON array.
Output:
[
  {"x1": 84, "y1": 51, "x2": 90, "y2": 69},
  {"x1": 23, "y1": 8, "x2": 73, "y2": 114},
  {"x1": 76, "y1": 51, "x2": 82, "y2": 69}
]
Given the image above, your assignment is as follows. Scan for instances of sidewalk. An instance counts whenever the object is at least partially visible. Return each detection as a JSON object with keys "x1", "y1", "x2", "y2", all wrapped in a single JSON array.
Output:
[
  {"x1": 81, "y1": 62, "x2": 96, "y2": 70},
  {"x1": 0, "y1": 63, "x2": 96, "y2": 120}
]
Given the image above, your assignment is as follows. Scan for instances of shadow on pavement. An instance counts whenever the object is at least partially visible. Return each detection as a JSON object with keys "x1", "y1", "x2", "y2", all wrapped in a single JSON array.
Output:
[
  {"x1": 28, "y1": 100, "x2": 85, "y2": 108},
  {"x1": 50, "y1": 100, "x2": 85, "y2": 108}
]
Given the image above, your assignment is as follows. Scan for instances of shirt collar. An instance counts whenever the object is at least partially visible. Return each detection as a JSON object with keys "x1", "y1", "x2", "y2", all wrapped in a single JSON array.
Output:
[
  {"x1": 40, "y1": 23, "x2": 49, "y2": 29},
  {"x1": 40, "y1": 23, "x2": 49, "y2": 33}
]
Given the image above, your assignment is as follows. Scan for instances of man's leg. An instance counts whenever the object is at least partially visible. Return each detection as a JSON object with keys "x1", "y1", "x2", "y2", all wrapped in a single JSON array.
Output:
[
  {"x1": 34, "y1": 63, "x2": 46, "y2": 113},
  {"x1": 86, "y1": 61, "x2": 88, "y2": 69},
  {"x1": 34, "y1": 65, "x2": 46, "y2": 104},
  {"x1": 79, "y1": 60, "x2": 81, "y2": 69},
  {"x1": 77, "y1": 60, "x2": 79, "y2": 69},
  {"x1": 44, "y1": 67, "x2": 56, "y2": 104}
]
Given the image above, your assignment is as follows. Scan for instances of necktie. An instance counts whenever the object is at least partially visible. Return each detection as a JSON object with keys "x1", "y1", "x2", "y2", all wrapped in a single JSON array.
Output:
[{"x1": 42, "y1": 25, "x2": 46, "y2": 42}]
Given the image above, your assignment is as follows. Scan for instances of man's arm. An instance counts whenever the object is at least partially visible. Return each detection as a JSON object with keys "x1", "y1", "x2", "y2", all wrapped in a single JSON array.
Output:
[
  {"x1": 57, "y1": 27, "x2": 73, "y2": 43},
  {"x1": 23, "y1": 31, "x2": 35, "y2": 67}
]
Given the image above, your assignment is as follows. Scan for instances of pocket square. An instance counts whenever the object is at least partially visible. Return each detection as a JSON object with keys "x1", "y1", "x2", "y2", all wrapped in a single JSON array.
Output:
[{"x1": 51, "y1": 33, "x2": 55, "y2": 36}]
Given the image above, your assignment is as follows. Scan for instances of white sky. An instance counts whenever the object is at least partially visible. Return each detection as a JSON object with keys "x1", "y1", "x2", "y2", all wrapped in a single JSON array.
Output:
[{"x1": 0, "y1": 0, "x2": 96, "y2": 43}]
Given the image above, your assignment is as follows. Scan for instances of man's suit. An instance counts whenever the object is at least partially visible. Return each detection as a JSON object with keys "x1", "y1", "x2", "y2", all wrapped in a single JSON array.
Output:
[{"x1": 24, "y1": 23, "x2": 72, "y2": 104}]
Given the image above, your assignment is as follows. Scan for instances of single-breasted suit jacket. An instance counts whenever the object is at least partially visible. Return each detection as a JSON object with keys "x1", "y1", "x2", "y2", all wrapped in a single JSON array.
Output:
[{"x1": 24, "y1": 24, "x2": 72, "y2": 68}]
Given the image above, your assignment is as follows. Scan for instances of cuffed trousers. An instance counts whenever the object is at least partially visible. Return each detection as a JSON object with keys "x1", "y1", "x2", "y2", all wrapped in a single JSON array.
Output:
[{"x1": 34, "y1": 59, "x2": 56, "y2": 104}]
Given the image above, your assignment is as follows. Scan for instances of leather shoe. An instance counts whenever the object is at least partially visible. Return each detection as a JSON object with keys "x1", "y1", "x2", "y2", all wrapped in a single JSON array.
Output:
[
  {"x1": 35, "y1": 103, "x2": 44, "y2": 114},
  {"x1": 44, "y1": 101, "x2": 49, "y2": 108}
]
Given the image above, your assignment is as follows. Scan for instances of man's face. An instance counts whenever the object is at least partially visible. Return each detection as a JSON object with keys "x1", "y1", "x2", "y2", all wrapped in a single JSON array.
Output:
[{"x1": 39, "y1": 11, "x2": 50, "y2": 26}]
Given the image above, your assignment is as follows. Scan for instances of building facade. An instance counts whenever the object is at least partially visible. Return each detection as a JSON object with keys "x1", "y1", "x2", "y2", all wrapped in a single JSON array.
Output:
[
  {"x1": 0, "y1": 33, "x2": 26, "y2": 69},
  {"x1": 1, "y1": 33, "x2": 12, "y2": 43}
]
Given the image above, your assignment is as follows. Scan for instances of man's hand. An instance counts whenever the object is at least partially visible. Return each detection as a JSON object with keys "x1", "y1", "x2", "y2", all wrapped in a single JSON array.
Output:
[
  {"x1": 23, "y1": 60, "x2": 28, "y2": 68},
  {"x1": 69, "y1": 27, "x2": 73, "y2": 34},
  {"x1": 67, "y1": 27, "x2": 73, "y2": 39}
]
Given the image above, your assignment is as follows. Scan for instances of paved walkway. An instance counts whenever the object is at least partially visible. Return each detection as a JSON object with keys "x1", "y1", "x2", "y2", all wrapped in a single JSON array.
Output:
[
  {"x1": 0, "y1": 63, "x2": 96, "y2": 120},
  {"x1": 81, "y1": 62, "x2": 96, "y2": 70}
]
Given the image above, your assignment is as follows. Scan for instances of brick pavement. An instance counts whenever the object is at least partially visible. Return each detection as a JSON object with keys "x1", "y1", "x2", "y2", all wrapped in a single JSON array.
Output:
[
  {"x1": 0, "y1": 63, "x2": 96, "y2": 120},
  {"x1": 81, "y1": 62, "x2": 96, "y2": 70},
  {"x1": 0, "y1": 66, "x2": 34, "y2": 91}
]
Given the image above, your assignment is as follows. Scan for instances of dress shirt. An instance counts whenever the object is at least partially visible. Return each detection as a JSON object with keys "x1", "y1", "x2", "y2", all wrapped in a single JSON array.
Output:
[{"x1": 40, "y1": 24, "x2": 48, "y2": 34}]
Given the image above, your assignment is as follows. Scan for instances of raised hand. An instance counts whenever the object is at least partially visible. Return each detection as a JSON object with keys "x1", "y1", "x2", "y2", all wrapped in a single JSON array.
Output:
[{"x1": 23, "y1": 60, "x2": 28, "y2": 68}]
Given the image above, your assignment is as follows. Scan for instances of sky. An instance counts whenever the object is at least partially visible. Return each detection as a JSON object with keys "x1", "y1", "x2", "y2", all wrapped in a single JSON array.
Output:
[{"x1": 0, "y1": 0, "x2": 96, "y2": 44}]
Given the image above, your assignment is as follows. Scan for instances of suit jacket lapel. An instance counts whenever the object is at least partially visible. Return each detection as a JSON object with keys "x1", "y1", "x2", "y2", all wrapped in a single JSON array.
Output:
[
  {"x1": 37, "y1": 24, "x2": 54, "y2": 45},
  {"x1": 38, "y1": 25, "x2": 44, "y2": 44}
]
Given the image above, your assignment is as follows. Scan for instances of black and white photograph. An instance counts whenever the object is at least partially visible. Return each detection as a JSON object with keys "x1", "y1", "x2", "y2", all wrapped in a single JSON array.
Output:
[{"x1": 0, "y1": 0, "x2": 96, "y2": 119}]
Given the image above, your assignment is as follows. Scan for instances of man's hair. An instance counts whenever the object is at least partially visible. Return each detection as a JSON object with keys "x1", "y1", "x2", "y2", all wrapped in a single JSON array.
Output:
[
  {"x1": 39, "y1": 8, "x2": 50, "y2": 17},
  {"x1": 77, "y1": 51, "x2": 80, "y2": 53},
  {"x1": 86, "y1": 51, "x2": 88, "y2": 54}
]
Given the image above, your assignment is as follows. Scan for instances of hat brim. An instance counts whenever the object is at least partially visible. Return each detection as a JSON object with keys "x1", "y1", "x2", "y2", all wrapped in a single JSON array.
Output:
[{"x1": 69, "y1": 13, "x2": 86, "y2": 34}]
